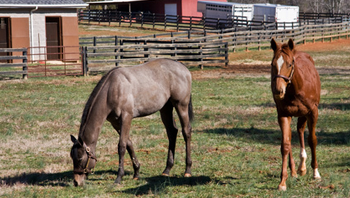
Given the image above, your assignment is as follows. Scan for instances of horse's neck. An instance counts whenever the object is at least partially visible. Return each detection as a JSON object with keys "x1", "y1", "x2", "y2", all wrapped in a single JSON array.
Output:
[{"x1": 79, "y1": 97, "x2": 110, "y2": 150}]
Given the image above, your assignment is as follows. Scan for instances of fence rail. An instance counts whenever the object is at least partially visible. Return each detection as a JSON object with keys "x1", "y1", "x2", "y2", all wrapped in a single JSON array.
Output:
[{"x1": 0, "y1": 48, "x2": 27, "y2": 79}]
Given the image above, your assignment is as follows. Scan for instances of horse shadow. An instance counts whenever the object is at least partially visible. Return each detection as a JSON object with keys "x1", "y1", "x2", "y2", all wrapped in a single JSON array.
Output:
[
  {"x1": 120, "y1": 175, "x2": 212, "y2": 196},
  {"x1": 203, "y1": 127, "x2": 350, "y2": 146},
  {"x1": 0, "y1": 169, "x2": 117, "y2": 187}
]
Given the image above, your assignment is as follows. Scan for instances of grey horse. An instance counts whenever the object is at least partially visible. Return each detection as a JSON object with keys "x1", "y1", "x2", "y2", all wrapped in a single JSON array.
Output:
[{"x1": 70, "y1": 58, "x2": 193, "y2": 186}]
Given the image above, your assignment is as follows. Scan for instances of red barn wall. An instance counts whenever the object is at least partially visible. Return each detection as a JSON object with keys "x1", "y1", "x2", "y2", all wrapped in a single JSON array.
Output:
[{"x1": 148, "y1": 0, "x2": 226, "y2": 17}]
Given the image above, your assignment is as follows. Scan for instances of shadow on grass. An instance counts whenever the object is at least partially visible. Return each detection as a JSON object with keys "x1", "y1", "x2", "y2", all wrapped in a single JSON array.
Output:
[
  {"x1": 203, "y1": 127, "x2": 350, "y2": 146},
  {"x1": 0, "y1": 169, "x2": 118, "y2": 187},
  {"x1": 319, "y1": 102, "x2": 350, "y2": 111},
  {"x1": 121, "y1": 175, "x2": 212, "y2": 196}
]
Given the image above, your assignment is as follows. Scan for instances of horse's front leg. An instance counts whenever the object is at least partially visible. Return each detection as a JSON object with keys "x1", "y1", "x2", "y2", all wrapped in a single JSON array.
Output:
[
  {"x1": 278, "y1": 116, "x2": 293, "y2": 191},
  {"x1": 109, "y1": 120, "x2": 140, "y2": 181},
  {"x1": 115, "y1": 113, "x2": 132, "y2": 184},
  {"x1": 307, "y1": 111, "x2": 321, "y2": 179},
  {"x1": 126, "y1": 138, "x2": 140, "y2": 180}
]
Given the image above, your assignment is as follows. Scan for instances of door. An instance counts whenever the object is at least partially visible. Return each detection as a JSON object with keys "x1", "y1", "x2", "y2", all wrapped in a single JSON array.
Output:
[
  {"x1": 164, "y1": 3, "x2": 177, "y2": 22},
  {"x1": 0, "y1": 18, "x2": 10, "y2": 62},
  {"x1": 46, "y1": 17, "x2": 61, "y2": 60}
]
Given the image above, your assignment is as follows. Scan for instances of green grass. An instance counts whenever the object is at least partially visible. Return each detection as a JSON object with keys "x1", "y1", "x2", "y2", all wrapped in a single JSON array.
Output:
[{"x1": 0, "y1": 64, "x2": 349, "y2": 197}]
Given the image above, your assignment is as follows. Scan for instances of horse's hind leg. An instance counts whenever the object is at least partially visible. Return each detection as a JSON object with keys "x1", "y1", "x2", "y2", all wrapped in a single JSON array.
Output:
[
  {"x1": 160, "y1": 100, "x2": 178, "y2": 176},
  {"x1": 307, "y1": 111, "x2": 321, "y2": 179},
  {"x1": 297, "y1": 116, "x2": 307, "y2": 176},
  {"x1": 174, "y1": 101, "x2": 192, "y2": 177},
  {"x1": 109, "y1": 119, "x2": 140, "y2": 181}
]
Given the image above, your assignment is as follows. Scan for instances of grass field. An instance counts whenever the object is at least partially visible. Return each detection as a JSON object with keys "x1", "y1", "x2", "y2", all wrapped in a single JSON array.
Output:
[{"x1": 1, "y1": 38, "x2": 350, "y2": 197}]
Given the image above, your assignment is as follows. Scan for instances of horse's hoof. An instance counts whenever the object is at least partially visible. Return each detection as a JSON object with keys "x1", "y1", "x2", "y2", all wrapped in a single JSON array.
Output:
[
  {"x1": 133, "y1": 177, "x2": 139, "y2": 180},
  {"x1": 184, "y1": 173, "x2": 192, "y2": 177},
  {"x1": 297, "y1": 169, "x2": 307, "y2": 176},
  {"x1": 278, "y1": 185, "x2": 287, "y2": 191},
  {"x1": 162, "y1": 173, "x2": 169, "y2": 177},
  {"x1": 313, "y1": 169, "x2": 321, "y2": 180}
]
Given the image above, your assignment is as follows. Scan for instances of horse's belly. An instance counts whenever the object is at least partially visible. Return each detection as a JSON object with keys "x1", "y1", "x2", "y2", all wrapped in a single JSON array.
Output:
[{"x1": 133, "y1": 93, "x2": 169, "y2": 117}]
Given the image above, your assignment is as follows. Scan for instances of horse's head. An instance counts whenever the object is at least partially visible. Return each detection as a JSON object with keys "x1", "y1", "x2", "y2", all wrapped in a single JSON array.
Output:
[
  {"x1": 70, "y1": 135, "x2": 97, "y2": 186},
  {"x1": 270, "y1": 38, "x2": 296, "y2": 100}
]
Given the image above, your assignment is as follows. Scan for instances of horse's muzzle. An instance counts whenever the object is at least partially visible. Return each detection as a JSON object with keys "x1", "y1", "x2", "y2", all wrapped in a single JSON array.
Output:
[
  {"x1": 273, "y1": 87, "x2": 286, "y2": 100},
  {"x1": 73, "y1": 173, "x2": 86, "y2": 187}
]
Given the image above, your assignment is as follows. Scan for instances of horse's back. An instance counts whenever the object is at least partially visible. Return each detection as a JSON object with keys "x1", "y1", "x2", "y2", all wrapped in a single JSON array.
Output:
[
  {"x1": 106, "y1": 59, "x2": 191, "y2": 117},
  {"x1": 293, "y1": 51, "x2": 321, "y2": 110},
  {"x1": 295, "y1": 51, "x2": 321, "y2": 92}
]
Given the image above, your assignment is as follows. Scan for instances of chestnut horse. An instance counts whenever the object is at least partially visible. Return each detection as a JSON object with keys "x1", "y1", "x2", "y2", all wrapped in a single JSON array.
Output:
[
  {"x1": 70, "y1": 58, "x2": 193, "y2": 186},
  {"x1": 270, "y1": 38, "x2": 321, "y2": 191}
]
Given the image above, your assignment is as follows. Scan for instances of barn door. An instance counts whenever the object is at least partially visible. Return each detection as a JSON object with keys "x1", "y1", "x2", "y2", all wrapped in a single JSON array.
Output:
[
  {"x1": 0, "y1": 18, "x2": 10, "y2": 62},
  {"x1": 46, "y1": 17, "x2": 62, "y2": 60},
  {"x1": 164, "y1": 3, "x2": 177, "y2": 22}
]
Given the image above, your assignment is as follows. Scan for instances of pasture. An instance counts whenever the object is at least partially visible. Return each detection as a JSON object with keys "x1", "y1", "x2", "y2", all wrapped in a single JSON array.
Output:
[{"x1": 1, "y1": 39, "x2": 350, "y2": 197}]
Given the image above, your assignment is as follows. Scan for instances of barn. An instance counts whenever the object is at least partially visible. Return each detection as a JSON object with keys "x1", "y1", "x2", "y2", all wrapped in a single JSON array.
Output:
[
  {"x1": 0, "y1": 0, "x2": 87, "y2": 61},
  {"x1": 87, "y1": 0, "x2": 226, "y2": 18}
]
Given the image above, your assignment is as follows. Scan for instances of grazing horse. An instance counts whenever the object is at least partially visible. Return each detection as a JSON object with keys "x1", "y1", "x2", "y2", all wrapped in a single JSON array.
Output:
[
  {"x1": 70, "y1": 58, "x2": 193, "y2": 186},
  {"x1": 270, "y1": 38, "x2": 321, "y2": 191}
]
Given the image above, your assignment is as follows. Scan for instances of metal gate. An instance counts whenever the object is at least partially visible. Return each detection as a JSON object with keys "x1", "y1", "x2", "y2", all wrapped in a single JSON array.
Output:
[{"x1": 27, "y1": 46, "x2": 83, "y2": 77}]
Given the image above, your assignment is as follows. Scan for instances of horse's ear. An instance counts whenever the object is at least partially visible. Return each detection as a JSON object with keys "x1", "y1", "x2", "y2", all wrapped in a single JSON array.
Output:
[
  {"x1": 78, "y1": 136, "x2": 84, "y2": 146},
  {"x1": 71, "y1": 135, "x2": 77, "y2": 144},
  {"x1": 271, "y1": 38, "x2": 278, "y2": 51},
  {"x1": 288, "y1": 38, "x2": 295, "y2": 51}
]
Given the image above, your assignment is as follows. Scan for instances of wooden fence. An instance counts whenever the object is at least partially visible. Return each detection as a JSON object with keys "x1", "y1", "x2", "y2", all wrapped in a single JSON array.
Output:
[
  {"x1": 79, "y1": 10, "x2": 350, "y2": 32},
  {"x1": 0, "y1": 48, "x2": 28, "y2": 79},
  {"x1": 82, "y1": 21, "x2": 350, "y2": 72},
  {"x1": 84, "y1": 40, "x2": 228, "y2": 72}
]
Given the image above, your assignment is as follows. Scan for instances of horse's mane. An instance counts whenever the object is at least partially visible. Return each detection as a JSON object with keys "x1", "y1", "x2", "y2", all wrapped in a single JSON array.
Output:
[{"x1": 79, "y1": 68, "x2": 119, "y2": 136}]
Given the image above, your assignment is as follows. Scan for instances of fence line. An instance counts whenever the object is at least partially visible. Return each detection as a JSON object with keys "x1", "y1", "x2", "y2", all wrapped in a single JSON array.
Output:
[
  {"x1": 79, "y1": 10, "x2": 350, "y2": 32},
  {"x1": 82, "y1": 21, "x2": 350, "y2": 72}
]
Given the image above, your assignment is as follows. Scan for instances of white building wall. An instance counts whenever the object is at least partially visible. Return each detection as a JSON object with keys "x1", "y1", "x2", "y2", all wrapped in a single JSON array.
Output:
[{"x1": 0, "y1": 9, "x2": 78, "y2": 61}]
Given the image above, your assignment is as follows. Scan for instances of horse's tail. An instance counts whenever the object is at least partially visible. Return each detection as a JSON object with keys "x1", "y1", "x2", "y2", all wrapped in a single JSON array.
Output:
[{"x1": 188, "y1": 95, "x2": 194, "y2": 122}]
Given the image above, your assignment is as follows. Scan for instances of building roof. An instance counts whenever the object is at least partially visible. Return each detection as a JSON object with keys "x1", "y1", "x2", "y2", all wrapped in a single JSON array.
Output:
[
  {"x1": 87, "y1": 0, "x2": 148, "y2": 5},
  {"x1": 0, "y1": 0, "x2": 87, "y2": 8}
]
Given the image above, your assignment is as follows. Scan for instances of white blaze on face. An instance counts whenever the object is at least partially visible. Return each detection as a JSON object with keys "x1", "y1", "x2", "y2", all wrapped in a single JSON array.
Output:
[{"x1": 277, "y1": 55, "x2": 284, "y2": 74}]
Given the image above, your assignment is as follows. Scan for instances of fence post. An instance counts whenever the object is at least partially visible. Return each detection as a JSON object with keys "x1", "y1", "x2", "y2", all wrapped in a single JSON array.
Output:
[
  {"x1": 88, "y1": 9, "x2": 91, "y2": 24},
  {"x1": 141, "y1": 12, "x2": 144, "y2": 28},
  {"x1": 153, "y1": 13, "x2": 155, "y2": 29},
  {"x1": 118, "y1": 11, "x2": 122, "y2": 26},
  {"x1": 108, "y1": 10, "x2": 111, "y2": 26},
  {"x1": 164, "y1": 14, "x2": 167, "y2": 30},
  {"x1": 129, "y1": 12, "x2": 132, "y2": 26},
  {"x1": 144, "y1": 40, "x2": 149, "y2": 61},
  {"x1": 224, "y1": 42, "x2": 228, "y2": 67},
  {"x1": 190, "y1": 16, "x2": 192, "y2": 31},
  {"x1": 115, "y1": 36, "x2": 119, "y2": 66},
  {"x1": 98, "y1": 10, "x2": 101, "y2": 24},
  {"x1": 176, "y1": 15, "x2": 179, "y2": 32},
  {"x1": 199, "y1": 43, "x2": 203, "y2": 69},
  {"x1": 93, "y1": 37, "x2": 96, "y2": 53},
  {"x1": 82, "y1": 46, "x2": 88, "y2": 76},
  {"x1": 203, "y1": 17, "x2": 206, "y2": 30},
  {"x1": 22, "y1": 49, "x2": 28, "y2": 79}
]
